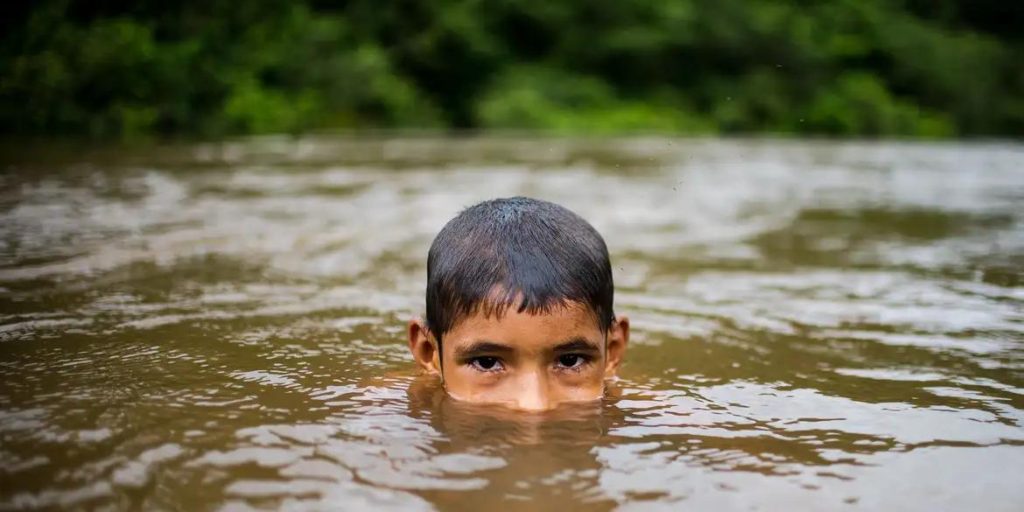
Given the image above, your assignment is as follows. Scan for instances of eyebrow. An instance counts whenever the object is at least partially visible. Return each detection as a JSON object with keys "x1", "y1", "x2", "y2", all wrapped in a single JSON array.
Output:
[
  {"x1": 453, "y1": 337, "x2": 602, "y2": 360},
  {"x1": 454, "y1": 341, "x2": 515, "y2": 360},
  {"x1": 551, "y1": 337, "x2": 601, "y2": 354}
]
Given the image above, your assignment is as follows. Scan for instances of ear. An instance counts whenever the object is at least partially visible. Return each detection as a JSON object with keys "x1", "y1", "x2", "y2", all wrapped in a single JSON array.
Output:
[
  {"x1": 604, "y1": 315, "x2": 629, "y2": 377},
  {"x1": 408, "y1": 317, "x2": 441, "y2": 376}
]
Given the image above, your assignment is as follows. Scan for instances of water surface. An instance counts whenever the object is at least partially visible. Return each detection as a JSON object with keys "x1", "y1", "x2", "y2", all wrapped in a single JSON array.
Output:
[{"x1": 1, "y1": 137, "x2": 1022, "y2": 510}]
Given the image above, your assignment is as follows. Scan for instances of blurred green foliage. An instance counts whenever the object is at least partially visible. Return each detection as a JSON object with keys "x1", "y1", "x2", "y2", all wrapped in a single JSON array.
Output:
[{"x1": 1, "y1": 0, "x2": 1021, "y2": 138}]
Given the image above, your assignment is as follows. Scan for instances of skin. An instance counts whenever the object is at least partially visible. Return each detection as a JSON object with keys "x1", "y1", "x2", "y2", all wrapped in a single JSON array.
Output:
[
  {"x1": 405, "y1": 373, "x2": 624, "y2": 445},
  {"x1": 408, "y1": 301, "x2": 629, "y2": 411}
]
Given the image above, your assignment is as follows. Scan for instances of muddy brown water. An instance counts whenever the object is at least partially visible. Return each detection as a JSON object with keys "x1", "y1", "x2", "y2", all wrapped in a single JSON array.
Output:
[{"x1": 0, "y1": 137, "x2": 1022, "y2": 511}]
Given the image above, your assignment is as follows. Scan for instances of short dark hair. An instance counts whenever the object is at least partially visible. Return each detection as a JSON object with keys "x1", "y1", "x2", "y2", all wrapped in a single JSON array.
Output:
[{"x1": 425, "y1": 197, "x2": 615, "y2": 343}]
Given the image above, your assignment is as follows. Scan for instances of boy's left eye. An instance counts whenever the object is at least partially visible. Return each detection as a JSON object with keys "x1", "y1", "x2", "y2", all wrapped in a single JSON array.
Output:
[{"x1": 555, "y1": 354, "x2": 588, "y2": 369}]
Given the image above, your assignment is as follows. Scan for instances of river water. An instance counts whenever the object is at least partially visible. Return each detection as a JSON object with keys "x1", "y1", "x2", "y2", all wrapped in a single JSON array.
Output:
[{"x1": 0, "y1": 137, "x2": 1022, "y2": 511}]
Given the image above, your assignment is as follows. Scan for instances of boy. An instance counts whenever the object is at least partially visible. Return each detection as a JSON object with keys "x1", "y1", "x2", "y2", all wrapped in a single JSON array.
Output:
[{"x1": 408, "y1": 197, "x2": 629, "y2": 411}]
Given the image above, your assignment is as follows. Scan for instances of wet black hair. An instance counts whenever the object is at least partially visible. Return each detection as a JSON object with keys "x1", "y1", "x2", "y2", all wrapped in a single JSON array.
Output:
[{"x1": 425, "y1": 197, "x2": 615, "y2": 344}]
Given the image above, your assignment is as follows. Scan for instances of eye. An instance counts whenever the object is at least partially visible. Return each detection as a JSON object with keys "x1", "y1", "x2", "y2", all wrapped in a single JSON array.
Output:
[
  {"x1": 469, "y1": 356, "x2": 504, "y2": 372},
  {"x1": 555, "y1": 354, "x2": 589, "y2": 370}
]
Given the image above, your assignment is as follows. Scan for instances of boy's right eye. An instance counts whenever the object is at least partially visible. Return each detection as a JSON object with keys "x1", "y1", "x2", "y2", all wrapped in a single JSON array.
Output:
[{"x1": 469, "y1": 356, "x2": 504, "y2": 372}]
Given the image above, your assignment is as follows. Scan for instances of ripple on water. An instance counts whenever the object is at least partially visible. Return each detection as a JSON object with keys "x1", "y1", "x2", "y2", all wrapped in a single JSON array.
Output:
[{"x1": 0, "y1": 138, "x2": 1021, "y2": 510}]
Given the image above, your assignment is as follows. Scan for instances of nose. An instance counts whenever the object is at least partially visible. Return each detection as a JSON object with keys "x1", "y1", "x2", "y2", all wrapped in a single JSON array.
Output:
[{"x1": 513, "y1": 372, "x2": 553, "y2": 411}]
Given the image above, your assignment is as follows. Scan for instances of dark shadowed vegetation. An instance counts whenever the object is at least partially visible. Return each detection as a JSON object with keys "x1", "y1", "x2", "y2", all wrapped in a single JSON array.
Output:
[{"x1": 2, "y1": 0, "x2": 1022, "y2": 138}]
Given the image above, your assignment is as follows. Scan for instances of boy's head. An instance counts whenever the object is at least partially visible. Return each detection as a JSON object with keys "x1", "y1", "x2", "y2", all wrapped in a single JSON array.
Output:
[{"x1": 408, "y1": 197, "x2": 629, "y2": 411}]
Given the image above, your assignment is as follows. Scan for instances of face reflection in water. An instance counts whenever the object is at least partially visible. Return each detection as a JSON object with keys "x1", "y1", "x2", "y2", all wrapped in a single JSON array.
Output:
[
  {"x1": 408, "y1": 302, "x2": 629, "y2": 411},
  {"x1": 406, "y1": 375, "x2": 618, "y2": 446},
  {"x1": 405, "y1": 375, "x2": 626, "y2": 510},
  {"x1": 0, "y1": 138, "x2": 1022, "y2": 511}
]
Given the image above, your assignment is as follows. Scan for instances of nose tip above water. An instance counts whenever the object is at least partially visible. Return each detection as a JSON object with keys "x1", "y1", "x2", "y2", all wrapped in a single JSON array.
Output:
[
  {"x1": 512, "y1": 376, "x2": 554, "y2": 411},
  {"x1": 513, "y1": 396, "x2": 553, "y2": 412}
]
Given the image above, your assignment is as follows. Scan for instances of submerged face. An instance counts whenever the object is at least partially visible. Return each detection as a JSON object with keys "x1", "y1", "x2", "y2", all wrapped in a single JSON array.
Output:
[{"x1": 408, "y1": 302, "x2": 628, "y2": 411}]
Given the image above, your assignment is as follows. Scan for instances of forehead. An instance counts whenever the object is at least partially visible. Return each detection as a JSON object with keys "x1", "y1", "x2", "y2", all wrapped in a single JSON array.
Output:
[{"x1": 443, "y1": 302, "x2": 604, "y2": 349}]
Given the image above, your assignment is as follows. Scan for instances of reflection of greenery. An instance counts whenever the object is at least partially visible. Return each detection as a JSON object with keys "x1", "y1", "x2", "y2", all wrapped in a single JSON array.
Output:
[{"x1": 2, "y1": 0, "x2": 1021, "y2": 138}]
